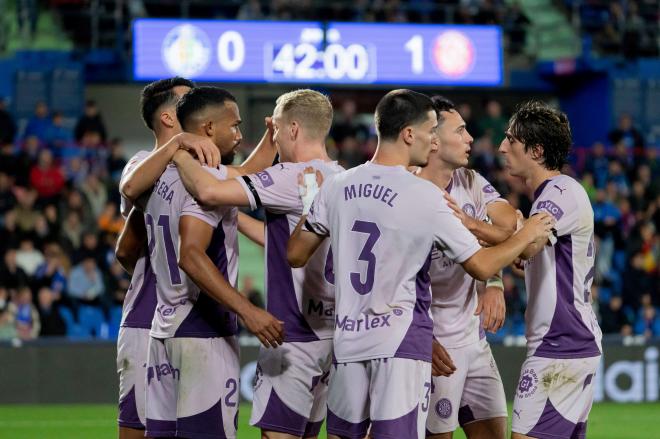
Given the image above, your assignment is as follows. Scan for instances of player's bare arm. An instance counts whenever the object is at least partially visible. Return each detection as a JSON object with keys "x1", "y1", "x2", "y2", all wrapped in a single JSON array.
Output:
[
  {"x1": 461, "y1": 212, "x2": 555, "y2": 281},
  {"x1": 476, "y1": 271, "x2": 506, "y2": 333},
  {"x1": 178, "y1": 215, "x2": 284, "y2": 348},
  {"x1": 120, "y1": 132, "x2": 220, "y2": 203},
  {"x1": 517, "y1": 211, "x2": 553, "y2": 260},
  {"x1": 237, "y1": 211, "x2": 265, "y2": 246},
  {"x1": 115, "y1": 207, "x2": 147, "y2": 275},
  {"x1": 287, "y1": 216, "x2": 325, "y2": 268},
  {"x1": 445, "y1": 191, "x2": 516, "y2": 245},
  {"x1": 173, "y1": 151, "x2": 250, "y2": 207}
]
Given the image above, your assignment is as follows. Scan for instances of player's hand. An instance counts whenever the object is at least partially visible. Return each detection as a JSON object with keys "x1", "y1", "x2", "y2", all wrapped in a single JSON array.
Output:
[
  {"x1": 241, "y1": 305, "x2": 284, "y2": 348},
  {"x1": 515, "y1": 209, "x2": 525, "y2": 232},
  {"x1": 175, "y1": 132, "x2": 220, "y2": 168},
  {"x1": 444, "y1": 191, "x2": 477, "y2": 233},
  {"x1": 521, "y1": 212, "x2": 555, "y2": 243},
  {"x1": 298, "y1": 166, "x2": 323, "y2": 215},
  {"x1": 264, "y1": 116, "x2": 274, "y2": 143},
  {"x1": 476, "y1": 286, "x2": 506, "y2": 333},
  {"x1": 432, "y1": 339, "x2": 456, "y2": 377}
]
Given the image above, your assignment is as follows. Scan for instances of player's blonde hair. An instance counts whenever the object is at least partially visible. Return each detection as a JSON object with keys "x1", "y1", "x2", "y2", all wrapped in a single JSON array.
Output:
[{"x1": 275, "y1": 89, "x2": 333, "y2": 141}]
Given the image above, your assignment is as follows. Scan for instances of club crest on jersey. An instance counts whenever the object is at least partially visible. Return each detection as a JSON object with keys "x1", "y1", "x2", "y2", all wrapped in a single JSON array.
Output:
[
  {"x1": 537, "y1": 200, "x2": 564, "y2": 220},
  {"x1": 517, "y1": 368, "x2": 539, "y2": 398},
  {"x1": 436, "y1": 398, "x2": 452, "y2": 418},
  {"x1": 462, "y1": 203, "x2": 476, "y2": 218},
  {"x1": 256, "y1": 171, "x2": 274, "y2": 188}
]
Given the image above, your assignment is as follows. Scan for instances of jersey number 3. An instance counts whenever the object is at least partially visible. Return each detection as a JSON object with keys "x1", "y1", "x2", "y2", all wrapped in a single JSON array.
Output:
[{"x1": 350, "y1": 220, "x2": 381, "y2": 295}]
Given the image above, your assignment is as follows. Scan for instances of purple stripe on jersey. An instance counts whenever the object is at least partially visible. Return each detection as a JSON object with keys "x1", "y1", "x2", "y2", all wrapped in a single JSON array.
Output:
[
  {"x1": 303, "y1": 419, "x2": 323, "y2": 438},
  {"x1": 527, "y1": 399, "x2": 578, "y2": 439},
  {"x1": 174, "y1": 225, "x2": 238, "y2": 338},
  {"x1": 117, "y1": 386, "x2": 144, "y2": 429},
  {"x1": 326, "y1": 408, "x2": 369, "y2": 439},
  {"x1": 533, "y1": 179, "x2": 553, "y2": 200},
  {"x1": 145, "y1": 418, "x2": 176, "y2": 437},
  {"x1": 371, "y1": 405, "x2": 419, "y2": 438},
  {"x1": 254, "y1": 388, "x2": 308, "y2": 436},
  {"x1": 123, "y1": 248, "x2": 158, "y2": 329},
  {"x1": 534, "y1": 236, "x2": 601, "y2": 358},
  {"x1": 266, "y1": 212, "x2": 319, "y2": 342},
  {"x1": 177, "y1": 396, "x2": 229, "y2": 438},
  {"x1": 394, "y1": 252, "x2": 434, "y2": 362},
  {"x1": 479, "y1": 315, "x2": 486, "y2": 340},
  {"x1": 458, "y1": 404, "x2": 476, "y2": 427},
  {"x1": 583, "y1": 373, "x2": 594, "y2": 390}
]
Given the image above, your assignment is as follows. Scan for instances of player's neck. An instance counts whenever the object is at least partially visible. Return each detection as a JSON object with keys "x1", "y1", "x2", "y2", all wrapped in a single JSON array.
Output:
[
  {"x1": 154, "y1": 129, "x2": 178, "y2": 150},
  {"x1": 529, "y1": 167, "x2": 561, "y2": 194},
  {"x1": 418, "y1": 162, "x2": 453, "y2": 190},
  {"x1": 293, "y1": 143, "x2": 330, "y2": 163},
  {"x1": 371, "y1": 143, "x2": 410, "y2": 167}
]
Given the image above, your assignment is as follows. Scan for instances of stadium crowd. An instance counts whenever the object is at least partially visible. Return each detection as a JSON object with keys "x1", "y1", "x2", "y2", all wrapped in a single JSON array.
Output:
[{"x1": 0, "y1": 94, "x2": 657, "y2": 342}]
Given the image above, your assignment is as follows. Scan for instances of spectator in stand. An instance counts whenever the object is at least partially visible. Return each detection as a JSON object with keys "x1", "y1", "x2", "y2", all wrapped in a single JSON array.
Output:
[
  {"x1": 503, "y1": 2, "x2": 530, "y2": 55},
  {"x1": 9, "y1": 286, "x2": 40, "y2": 341},
  {"x1": 80, "y1": 174, "x2": 107, "y2": 218},
  {"x1": 60, "y1": 189, "x2": 95, "y2": 231},
  {"x1": 0, "y1": 306, "x2": 17, "y2": 341},
  {"x1": 67, "y1": 255, "x2": 105, "y2": 306},
  {"x1": 584, "y1": 142, "x2": 610, "y2": 189},
  {"x1": 607, "y1": 160, "x2": 630, "y2": 197},
  {"x1": 15, "y1": 238, "x2": 44, "y2": 277},
  {"x1": 23, "y1": 102, "x2": 53, "y2": 141},
  {"x1": 36, "y1": 286, "x2": 66, "y2": 336},
  {"x1": 13, "y1": 136, "x2": 42, "y2": 187},
  {"x1": 634, "y1": 294, "x2": 660, "y2": 338},
  {"x1": 237, "y1": 0, "x2": 265, "y2": 20},
  {"x1": 580, "y1": 172, "x2": 597, "y2": 202},
  {"x1": 46, "y1": 111, "x2": 74, "y2": 150},
  {"x1": 477, "y1": 99, "x2": 508, "y2": 145},
  {"x1": 74, "y1": 100, "x2": 107, "y2": 143},
  {"x1": 608, "y1": 113, "x2": 645, "y2": 151},
  {"x1": 331, "y1": 99, "x2": 370, "y2": 144},
  {"x1": 337, "y1": 136, "x2": 366, "y2": 169},
  {"x1": 29, "y1": 149, "x2": 65, "y2": 205},
  {"x1": 106, "y1": 138, "x2": 127, "y2": 184},
  {"x1": 0, "y1": 211, "x2": 21, "y2": 254},
  {"x1": 0, "y1": 98, "x2": 16, "y2": 145},
  {"x1": 97, "y1": 202, "x2": 124, "y2": 235},
  {"x1": 34, "y1": 243, "x2": 69, "y2": 296},
  {"x1": 106, "y1": 259, "x2": 131, "y2": 306},
  {"x1": 599, "y1": 295, "x2": 633, "y2": 335},
  {"x1": 0, "y1": 172, "x2": 17, "y2": 215},
  {"x1": 59, "y1": 211, "x2": 84, "y2": 253},
  {"x1": 622, "y1": 253, "x2": 654, "y2": 310},
  {"x1": 11, "y1": 188, "x2": 40, "y2": 235}
]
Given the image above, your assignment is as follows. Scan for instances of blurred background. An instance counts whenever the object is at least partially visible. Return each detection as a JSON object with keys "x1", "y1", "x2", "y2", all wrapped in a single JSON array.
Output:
[{"x1": 0, "y1": 0, "x2": 658, "y2": 437}]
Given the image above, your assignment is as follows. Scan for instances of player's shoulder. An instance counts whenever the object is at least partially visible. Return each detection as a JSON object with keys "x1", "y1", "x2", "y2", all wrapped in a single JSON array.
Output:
[
  {"x1": 202, "y1": 164, "x2": 228, "y2": 180},
  {"x1": 538, "y1": 174, "x2": 585, "y2": 201}
]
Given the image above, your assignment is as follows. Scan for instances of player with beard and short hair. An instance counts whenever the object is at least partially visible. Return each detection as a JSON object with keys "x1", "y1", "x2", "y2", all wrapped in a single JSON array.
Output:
[
  {"x1": 416, "y1": 95, "x2": 514, "y2": 439},
  {"x1": 115, "y1": 76, "x2": 194, "y2": 439},
  {"x1": 287, "y1": 89, "x2": 556, "y2": 439},
  {"x1": 499, "y1": 101, "x2": 602, "y2": 439},
  {"x1": 120, "y1": 86, "x2": 284, "y2": 439},
  {"x1": 171, "y1": 89, "x2": 343, "y2": 439}
]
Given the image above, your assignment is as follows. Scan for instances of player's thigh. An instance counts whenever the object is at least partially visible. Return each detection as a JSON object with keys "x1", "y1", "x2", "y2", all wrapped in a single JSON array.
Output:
[
  {"x1": 426, "y1": 345, "x2": 470, "y2": 436},
  {"x1": 369, "y1": 358, "x2": 432, "y2": 439},
  {"x1": 251, "y1": 340, "x2": 332, "y2": 437},
  {"x1": 145, "y1": 337, "x2": 177, "y2": 437},
  {"x1": 512, "y1": 356, "x2": 599, "y2": 439},
  {"x1": 327, "y1": 361, "x2": 371, "y2": 439},
  {"x1": 167, "y1": 336, "x2": 240, "y2": 439},
  {"x1": 117, "y1": 327, "x2": 150, "y2": 429},
  {"x1": 459, "y1": 341, "x2": 507, "y2": 432},
  {"x1": 462, "y1": 417, "x2": 507, "y2": 439}
]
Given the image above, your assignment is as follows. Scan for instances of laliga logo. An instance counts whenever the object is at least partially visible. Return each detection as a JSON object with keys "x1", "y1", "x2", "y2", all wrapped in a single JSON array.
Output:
[
  {"x1": 162, "y1": 24, "x2": 211, "y2": 77},
  {"x1": 432, "y1": 31, "x2": 475, "y2": 78}
]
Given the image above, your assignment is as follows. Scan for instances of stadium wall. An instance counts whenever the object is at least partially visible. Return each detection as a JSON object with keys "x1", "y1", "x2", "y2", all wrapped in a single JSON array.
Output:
[{"x1": 0, "y1": 340, "x2": 658, "y2": 404}]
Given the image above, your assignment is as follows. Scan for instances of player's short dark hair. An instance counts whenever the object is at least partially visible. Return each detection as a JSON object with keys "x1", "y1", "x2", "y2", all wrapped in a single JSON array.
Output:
[
  {"x1": 374, "y1": 89, "x2": 435, "y2": 142},
  {"x1": 140, "y1": 77, "x2": 195, "y2": 130},
  {"x1": 508, "y1": 101, "x2": 572, "y2": 171},
  {"x1": 176, "y1": 86, "x2": 236, "y2": 132},
  {"x1": 430, "y1": 95, "x2": 456, "y2": 124}
]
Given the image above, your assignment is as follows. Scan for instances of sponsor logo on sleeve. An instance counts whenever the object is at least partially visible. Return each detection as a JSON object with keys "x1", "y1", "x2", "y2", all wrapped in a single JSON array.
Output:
[
  {"x1": 482, "y1": 184, "x2": 496, "y2": 194},
  {"x1": 462, "y1": 203, "x2": 476, "y2": 218},
  {"x1": 255, "y1": 171, "x2": 274, "y2": 188},
  {"x1": 536, "y1": 200, "x2": 564, "y2": 220}
]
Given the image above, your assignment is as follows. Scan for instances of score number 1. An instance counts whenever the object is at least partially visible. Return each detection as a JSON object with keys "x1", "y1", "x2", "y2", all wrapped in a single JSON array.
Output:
[{"x1": 404, "y1": 35, "x2": 424, "y2": 74}]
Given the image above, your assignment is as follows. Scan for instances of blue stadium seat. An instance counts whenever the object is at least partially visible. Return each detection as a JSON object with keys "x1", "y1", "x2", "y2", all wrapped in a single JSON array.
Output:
[
  {"x1": 77, "y1": 305, "x2": 106, "y2": 338},
  {"x1": 108, "y1": 306, "x2": 123, "y2": 340},
  {"x1": 58, "y1": 306, "x2": 91, "y2": 339}
]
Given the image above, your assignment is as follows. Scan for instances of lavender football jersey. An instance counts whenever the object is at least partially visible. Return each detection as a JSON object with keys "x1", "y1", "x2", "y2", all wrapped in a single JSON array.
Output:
[
  {"x1": 524, "y1": 174, "x2": 602, "y2": 358},
  {"x1": 305, "y1": 162, "x2": 482, "y2": 363},
  {"x1": 237, "y1": 159, "x2": 344, "y2": 341},
  {"x1": 119, "y1": 150, "x2": 157, "y2": 329},
  {"x1": 430, "y1": 169, "x2": 507, "y2": 348},
  {"x1": 147, "y1": 164, "x2": 239, "y2": 339}
]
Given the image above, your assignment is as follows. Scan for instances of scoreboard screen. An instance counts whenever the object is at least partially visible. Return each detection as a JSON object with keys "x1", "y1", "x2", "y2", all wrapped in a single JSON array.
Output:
[{"x1": 133, "y1": 19, "x2": 502, "y2": 86}]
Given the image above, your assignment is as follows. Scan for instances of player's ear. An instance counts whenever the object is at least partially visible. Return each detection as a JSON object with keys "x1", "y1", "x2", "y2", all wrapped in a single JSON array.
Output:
[
  {"x1": 289, "y1": 120, "x2": 299, "y2": 141},
  {"x1": 530, "y1": 144, "x2": 544, "y2": 161},
  {"x1": 160, "y1": 110, "x2": 176, "y2": 129},
  {"x1": 401, "y1": 125, "x2": 414, "y2": 145},
  {"x1": 204, "y1": 120, "x2": 214, "y2": 138}
]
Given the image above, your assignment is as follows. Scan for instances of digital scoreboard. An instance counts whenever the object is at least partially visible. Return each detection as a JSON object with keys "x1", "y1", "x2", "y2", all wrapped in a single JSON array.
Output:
[{"x1": 133, "y1": 19, "x2": 502, "y2": 86}]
